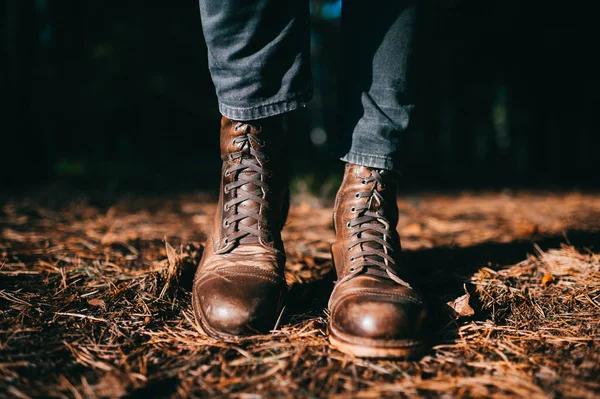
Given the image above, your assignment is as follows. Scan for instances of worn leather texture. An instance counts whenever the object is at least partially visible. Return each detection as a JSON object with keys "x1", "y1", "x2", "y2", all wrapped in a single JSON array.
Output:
[{"x1": 192, "y1": 116, "x2": 288, "y2": 337}]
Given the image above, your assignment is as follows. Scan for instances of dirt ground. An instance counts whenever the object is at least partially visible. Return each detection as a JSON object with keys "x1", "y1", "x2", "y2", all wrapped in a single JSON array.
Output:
[{"x1": 1, "y1": 190, "x2": 600, "y2": 398}]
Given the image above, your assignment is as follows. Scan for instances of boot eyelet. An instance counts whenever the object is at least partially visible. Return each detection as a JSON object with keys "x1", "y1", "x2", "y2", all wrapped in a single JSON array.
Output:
[
  {"x1": 350, "y1": 257, "x2": 355, "y2": 262},
  {"x1": 350, "y1": 206, "x2": 356, "y2": 212},
  {"x1": 361, "y1": 180, "x2": 367, "y2": 185},
  {"x1": 349, "y1": 267, "x2": 356, "y2": 272},
  {"x1": 225, "y1": 170, "x2": 231, "y2": 177},
  {"x1": 224, "y1": 238, "x2": 229, "y2": 244},
  {"x1": 355, "y1": 193, "x2": 360, "y2": 198},
  {"x1": 223, "y1": 220, "x2": 229, "y2": 227},
  {"x1": 224, "y1": 204, "x2": 230, "y2": 211},
  {"x1": 346, "y1": 222, "x2": 351, "y2": 228}
]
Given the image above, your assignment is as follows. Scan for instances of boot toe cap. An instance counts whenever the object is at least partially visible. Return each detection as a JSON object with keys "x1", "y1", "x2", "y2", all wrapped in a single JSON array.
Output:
[
  {"x1": 331, "y1": 295, "x2": 426, "y2": 341},
  {"x1": 193, "y1": 270, "x2": 285, "y2": 337}
]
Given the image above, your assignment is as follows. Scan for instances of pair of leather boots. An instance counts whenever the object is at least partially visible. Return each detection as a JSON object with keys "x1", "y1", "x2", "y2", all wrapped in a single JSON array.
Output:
[{"x1": 192, "y1": 117, "x2": 427, "y2": 358}]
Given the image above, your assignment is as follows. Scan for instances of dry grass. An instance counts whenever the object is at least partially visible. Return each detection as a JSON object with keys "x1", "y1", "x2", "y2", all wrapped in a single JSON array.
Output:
[{"x1": 1, "y1": 190, "x2": 599, "y2": 398}]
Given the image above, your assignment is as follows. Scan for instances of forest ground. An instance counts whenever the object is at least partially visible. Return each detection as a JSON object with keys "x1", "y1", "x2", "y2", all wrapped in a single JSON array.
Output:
[{"x1": 1, "y1": 189, "x2": 599, "y2": 398}]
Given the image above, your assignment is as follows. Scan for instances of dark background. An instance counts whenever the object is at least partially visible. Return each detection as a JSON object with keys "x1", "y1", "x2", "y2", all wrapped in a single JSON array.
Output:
[{"x1": 2, "y1": 0, "x2": 598, "y2": 194}]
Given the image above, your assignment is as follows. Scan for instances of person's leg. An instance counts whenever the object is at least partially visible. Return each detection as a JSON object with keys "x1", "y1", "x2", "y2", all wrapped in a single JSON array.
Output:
[
  {"x1": 199, "y1": 0, "x2": 312, "y2": 120},
  {"x1": 340, "y1": 0, "x2": 418, "y2": 170},
  {"x1": 328, "y1": 1, "x2": 428, "y2": 358},
  {"x1": 192, "y1": 0, "x2": 311, "y2": 339}
]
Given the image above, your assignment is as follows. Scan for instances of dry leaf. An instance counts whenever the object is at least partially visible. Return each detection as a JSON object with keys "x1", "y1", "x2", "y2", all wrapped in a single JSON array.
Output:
[
  {"x1": 160, "y1": 241, "x2": 182, "y2": 299},
  {"x1": 87, "y1": 298, "x2": 106, "y2": 309},
  {"x1": 541, "y1": 273, "x2": 555, "y2": 286},
  {"x1": 447, "y1": 284, "x2": 475, "y2": 317},
  {"x1": 165, "y1": 241, "x2": 180, "y2": 273}
]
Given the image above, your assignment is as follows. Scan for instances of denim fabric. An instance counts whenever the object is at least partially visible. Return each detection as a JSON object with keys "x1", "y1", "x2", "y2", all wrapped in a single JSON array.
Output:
[
  {"x1": 199, "y1": 0, "x2": 417, "y2": 170},
  {"x1": 199, "y1": 0, "x2": 313, "y2": 120},
  {"x1": 339, "y1": 1, "x2": 418, "y2": 171}
]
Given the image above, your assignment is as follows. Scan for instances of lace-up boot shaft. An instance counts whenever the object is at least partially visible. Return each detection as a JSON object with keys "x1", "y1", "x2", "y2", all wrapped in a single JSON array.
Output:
[
  {"x1": 328, "y1": 164, "x2": 427, "y2": 358},
  {"x1": 217, "y1": 117, "x2": 288, "y2": 250},
  {"x1": 192, "y1": 116, "x2": 288, "y2": 338}
]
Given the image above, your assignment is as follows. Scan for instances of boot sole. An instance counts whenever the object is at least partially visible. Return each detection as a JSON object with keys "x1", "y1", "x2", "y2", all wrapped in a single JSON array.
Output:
[{"x1": 327, "y1": 327, "x2": 426, "y2": 359}]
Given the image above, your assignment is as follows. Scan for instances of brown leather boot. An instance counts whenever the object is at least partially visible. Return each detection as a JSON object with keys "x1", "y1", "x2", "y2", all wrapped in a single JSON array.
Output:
[
  {"x1": 192, "y1": 116, "x2": 289, "y2": 339},
  {"x1": 328, "y1": 164, "x2": 427, "y2": 358}
]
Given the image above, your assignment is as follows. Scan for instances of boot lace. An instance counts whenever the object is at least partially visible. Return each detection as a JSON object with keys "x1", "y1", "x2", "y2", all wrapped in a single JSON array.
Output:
[
  {"x1": 222, "y1": 123, "x2": 271, "y2": 246},
  {"x1": 346, "y1": 170, "x2": 409, "y2": 287}
]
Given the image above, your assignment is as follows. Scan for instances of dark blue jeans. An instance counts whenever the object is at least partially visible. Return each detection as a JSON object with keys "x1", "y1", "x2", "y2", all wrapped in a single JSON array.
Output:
[{"x1": 199, "y1": 0, "x2": 418, "y2": 170}]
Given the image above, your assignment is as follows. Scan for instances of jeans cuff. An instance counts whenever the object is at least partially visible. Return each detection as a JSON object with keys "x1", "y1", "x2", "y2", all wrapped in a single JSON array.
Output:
[
  {"x1": 218, "y1": 87, "x2": 313, "y2": 121},
  {"x1": 341, "y1": 151, "x2": 396, "y2": 171}
]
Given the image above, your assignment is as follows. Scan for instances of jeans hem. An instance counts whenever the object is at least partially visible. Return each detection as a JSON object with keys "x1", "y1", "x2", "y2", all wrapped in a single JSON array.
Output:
[
  {"x1": 218, "y1": 88, "x2": 313, "y2": 121},
  {"x1": 341, "y1": 151, "x2": 396, "y2": 171}
]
